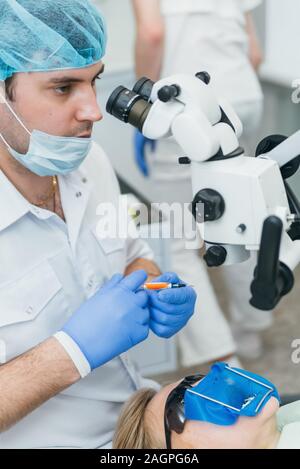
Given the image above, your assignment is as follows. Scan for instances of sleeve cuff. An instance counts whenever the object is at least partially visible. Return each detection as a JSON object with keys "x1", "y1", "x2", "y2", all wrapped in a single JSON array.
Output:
[{"x1": 54, "y1": 331, "x2": 91, "y2": 379}]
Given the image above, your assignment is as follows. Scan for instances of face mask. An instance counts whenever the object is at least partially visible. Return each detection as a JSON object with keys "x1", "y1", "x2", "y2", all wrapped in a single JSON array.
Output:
[
  {"x1": 184, "y1": 362, "x2": 280, "y2": 426},
  {"x1": 0, "y1": 85, "x2": 92, "y2": 177}
]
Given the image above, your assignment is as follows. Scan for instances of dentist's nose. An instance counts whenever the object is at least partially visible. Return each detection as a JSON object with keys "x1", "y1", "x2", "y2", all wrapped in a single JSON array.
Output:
[{"x1": 76, "y1": 90, "x2": 103, "y2": 123}]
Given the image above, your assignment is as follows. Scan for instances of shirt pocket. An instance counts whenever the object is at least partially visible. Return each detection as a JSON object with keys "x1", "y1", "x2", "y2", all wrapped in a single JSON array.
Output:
[
  {"x1": 0, "y1": 260, "x2": 69, "y2": 362},
  {"x1": 90, "y1": 224, "x2": 127, "y2": 277}
]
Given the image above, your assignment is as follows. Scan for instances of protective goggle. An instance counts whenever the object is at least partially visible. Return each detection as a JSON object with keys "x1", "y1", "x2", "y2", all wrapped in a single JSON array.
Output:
[{"x1": 164, "y1": 373, "x2": 204, "y2": 449}]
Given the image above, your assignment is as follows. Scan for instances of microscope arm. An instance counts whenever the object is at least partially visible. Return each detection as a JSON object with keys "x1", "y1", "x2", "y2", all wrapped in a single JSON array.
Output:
[
  {"x1": 260, "y1": 130, "x2": 300, "y2": 168},
  {"x1": 250, "y1": 215, "x2": 300, "y2": 310}
]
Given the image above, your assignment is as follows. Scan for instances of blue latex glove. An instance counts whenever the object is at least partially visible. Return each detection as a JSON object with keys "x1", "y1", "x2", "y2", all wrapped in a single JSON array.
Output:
[
  {"x1": 61, "y1": 270, "x2": 150, "y2": 370},
  {"x1": 134, "y1": 130, "x2": 156, "y2": 177},
  {"x1": 147, "y1": 272, "x2": 197, "y2": 339}
]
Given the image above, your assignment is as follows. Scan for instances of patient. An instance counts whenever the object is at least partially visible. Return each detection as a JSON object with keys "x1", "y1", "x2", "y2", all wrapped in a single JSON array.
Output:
[{"x1": 113, "y1": 363, "x2": 300, "y2": 449}]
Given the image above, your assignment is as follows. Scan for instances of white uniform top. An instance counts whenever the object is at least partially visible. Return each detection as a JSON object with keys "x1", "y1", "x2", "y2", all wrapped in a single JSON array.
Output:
[
  {"x1": 162, "y1": 0, "x2": 261, "y2": 20},
  {"x1": 277, "y1": 401, "x2": 300, "y2": 449},
  {"x1": 160, "y1": 0, "x2": 263, "y2": 123},
  {"x1": 0, "y1": 142, "x2": 158, "y2": 449}
]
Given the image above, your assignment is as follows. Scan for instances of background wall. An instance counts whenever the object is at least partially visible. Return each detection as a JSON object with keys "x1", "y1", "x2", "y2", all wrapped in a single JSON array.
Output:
[
  {"x1": 92, "y1": 0, "x2": 135, "y2": 73},
  {"x1": 260, "y1": 0, "x2": 300, "y2": 87},
  {"x1": 254, "y1": 0, "x2": 300, "y2": 196}
]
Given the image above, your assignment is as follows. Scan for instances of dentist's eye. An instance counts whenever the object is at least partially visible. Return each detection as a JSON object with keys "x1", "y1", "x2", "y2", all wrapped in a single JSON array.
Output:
[{"x1": 55, "y1": 85, "x2": 71, "y2": 95}]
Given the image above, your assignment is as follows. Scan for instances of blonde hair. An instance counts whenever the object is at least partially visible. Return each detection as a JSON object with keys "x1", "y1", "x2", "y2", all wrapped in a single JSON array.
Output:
[{"x1": 113, "y1": 388, "x2": 164, "y2": 449}]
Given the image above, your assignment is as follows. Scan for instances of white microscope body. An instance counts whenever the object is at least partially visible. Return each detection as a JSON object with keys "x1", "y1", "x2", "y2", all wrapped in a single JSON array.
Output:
[{"x1": 107, "y1": 72, "x2": 300, "y2": 309}]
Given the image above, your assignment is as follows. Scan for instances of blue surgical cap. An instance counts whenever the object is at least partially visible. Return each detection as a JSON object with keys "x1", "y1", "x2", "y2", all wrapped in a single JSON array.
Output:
[{"x1": 0, "y1": 0, "x2": 107, "y2": 81}]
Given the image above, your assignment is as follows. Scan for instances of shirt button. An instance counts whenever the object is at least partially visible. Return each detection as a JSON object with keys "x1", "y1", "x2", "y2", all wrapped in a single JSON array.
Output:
[
  {"x1": 87, "y1": 279, "x2": 94, "y2": 289},
  {"x1": 76, "y1": 192, "x2": 82, "y2": 198},
  {"x1": 25, "y1": 306, "x2": 34, "y2": 315},
  {"x1": 82, "y1": 178, "x2": 87, "y2": 184}
]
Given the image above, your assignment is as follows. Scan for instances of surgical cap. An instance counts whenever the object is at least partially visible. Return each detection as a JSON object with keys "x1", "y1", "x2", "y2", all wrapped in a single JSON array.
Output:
[{"x1": 0, "y1": 0, "x2": 107, "y2": 81}]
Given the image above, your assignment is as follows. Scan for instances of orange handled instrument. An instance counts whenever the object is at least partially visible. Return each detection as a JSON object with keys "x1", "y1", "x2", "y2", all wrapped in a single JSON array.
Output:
[{"x1": 142, "y1": 282, "x2": 187, "y2": 290}]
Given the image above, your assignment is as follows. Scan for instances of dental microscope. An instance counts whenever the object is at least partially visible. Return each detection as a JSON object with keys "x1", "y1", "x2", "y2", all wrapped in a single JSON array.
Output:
[{"x1": 106, "y1": 72, "x2": 300, "y2": 311}]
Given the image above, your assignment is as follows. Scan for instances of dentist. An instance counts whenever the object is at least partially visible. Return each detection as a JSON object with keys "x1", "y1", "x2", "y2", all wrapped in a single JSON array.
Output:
[{"x1": 0, "y1": 0, "x2": 196, "y2": 448}]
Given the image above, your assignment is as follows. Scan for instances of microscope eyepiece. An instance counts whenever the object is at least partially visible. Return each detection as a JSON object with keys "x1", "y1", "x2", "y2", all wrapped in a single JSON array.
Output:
[
  {"x1": 132, "y1": 77, "x2": 154, "y2": 101},
  {"x1": 106, "y1": 85, "x2": 152, "y2": 132}
]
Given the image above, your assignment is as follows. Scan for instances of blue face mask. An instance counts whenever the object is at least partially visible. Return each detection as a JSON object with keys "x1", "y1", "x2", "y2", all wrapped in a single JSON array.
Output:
[
  {"x1": 0, "y1": 90, "x2": 92, "y2": 177},
  {"x1": 184, "y1": 362, "x2": 280, "y2": 426}
]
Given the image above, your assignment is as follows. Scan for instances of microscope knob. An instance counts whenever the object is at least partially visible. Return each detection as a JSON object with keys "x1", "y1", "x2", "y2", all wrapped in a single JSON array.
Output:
[
  {"x1": 195, "y1": 71, "x2": 211, "y2": 85},
  {"x1": 178, "y1": 157, "x2": 191, "y2": 165},
  {"x1": 158, "y1": 84, "x2": 181, "y2": 102},
  {"x1": 193, "y1": 189, "x2": 225, "y2": 222},
  {"x1": 204, "y1": 246, "x2": 227, "y2": 267}
]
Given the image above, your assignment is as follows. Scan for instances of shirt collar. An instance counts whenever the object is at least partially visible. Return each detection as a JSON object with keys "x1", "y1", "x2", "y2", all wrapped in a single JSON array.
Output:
[{"x1": 0, "y1": 165, "x2": 92, "y2": 239}]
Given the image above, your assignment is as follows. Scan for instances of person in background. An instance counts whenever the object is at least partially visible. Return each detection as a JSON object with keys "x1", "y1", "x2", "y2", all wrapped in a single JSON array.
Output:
[{"x1": 132, "y1": 0, "x2": 270, "y2": 365}]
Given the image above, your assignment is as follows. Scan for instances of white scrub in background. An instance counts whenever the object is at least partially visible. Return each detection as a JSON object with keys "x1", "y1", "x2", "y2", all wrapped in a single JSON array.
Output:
[{"x1": 148, "y1": 0, "x2": 271, "y2": 366}]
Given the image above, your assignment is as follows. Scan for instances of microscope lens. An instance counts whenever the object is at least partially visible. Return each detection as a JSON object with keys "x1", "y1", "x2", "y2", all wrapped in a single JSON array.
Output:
[{"x1": 106, "y1": 85, "x2": 152, "y2": 131}]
